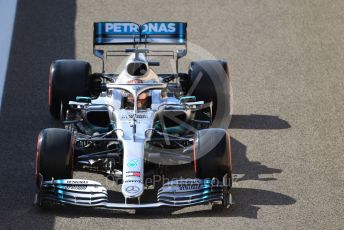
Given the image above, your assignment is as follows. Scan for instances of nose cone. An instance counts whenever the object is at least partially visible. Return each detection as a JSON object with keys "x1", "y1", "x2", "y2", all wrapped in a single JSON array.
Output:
[{"x1": 122, "y1": 182, "x2": 144, "y2": 198}]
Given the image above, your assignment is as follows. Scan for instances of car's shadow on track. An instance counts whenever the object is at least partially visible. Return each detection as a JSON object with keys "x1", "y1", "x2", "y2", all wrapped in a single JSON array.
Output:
[
  {"x1": 231, "y1": 137, "x2": 283, "y2": 182},
  {"x1": 36, "y1": 114, "x2": 295, "y2": 219},
  {"x1": 230, "y1": 114, "x2": 290, "y2": 182},
  {"x1": 230, "y1": 114, "x2": 291, "y2": 130}
]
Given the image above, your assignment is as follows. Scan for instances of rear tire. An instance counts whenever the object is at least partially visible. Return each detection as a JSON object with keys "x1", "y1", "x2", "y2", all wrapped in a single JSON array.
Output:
[
  {"x1": 193, "y1": 128, "x2": 232, "y2": 186},
  {"x1": 188, "y1": 60, "x2": 232, "y2": 128},
  {"x1": 36, "y1": 128, "x2": 74, "y2": 180},
  {"x1": 49, "y1": 60, "x2": 92, "y2": 119}
]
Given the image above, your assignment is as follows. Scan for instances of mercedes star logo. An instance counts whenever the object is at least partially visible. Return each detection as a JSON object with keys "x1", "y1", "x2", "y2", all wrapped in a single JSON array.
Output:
[{"x1": 125, "y1": 185, "x2": 140, "y2": 193}]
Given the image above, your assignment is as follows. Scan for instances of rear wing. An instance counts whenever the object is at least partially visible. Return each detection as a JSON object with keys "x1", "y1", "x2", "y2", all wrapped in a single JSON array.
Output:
[
  {"x1": 93, "y1": 22, "x2": 187, "y2": 45},
  {"x1": 93, "y1": 22, "x2": 187, "y2": 73}
]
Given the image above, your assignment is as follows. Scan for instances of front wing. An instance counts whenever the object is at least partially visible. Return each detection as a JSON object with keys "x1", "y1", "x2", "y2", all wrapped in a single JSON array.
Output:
[{"x1": 34, "y1": 178, "x2": 232, "y2": 209}]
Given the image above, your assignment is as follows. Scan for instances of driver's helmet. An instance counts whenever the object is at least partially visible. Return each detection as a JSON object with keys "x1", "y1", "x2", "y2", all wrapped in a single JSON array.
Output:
[{"x1": 125, "y1": 79, "x2": 149, "y2": 108}]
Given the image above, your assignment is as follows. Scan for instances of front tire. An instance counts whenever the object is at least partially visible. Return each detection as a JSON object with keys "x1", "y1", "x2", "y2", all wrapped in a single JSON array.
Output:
[
  {"x1": 193, "y1": 128, "x2": 232, "y2": 186},
  {"x1": 36, "y1": 128, "x2": 74, "y2": 180}
]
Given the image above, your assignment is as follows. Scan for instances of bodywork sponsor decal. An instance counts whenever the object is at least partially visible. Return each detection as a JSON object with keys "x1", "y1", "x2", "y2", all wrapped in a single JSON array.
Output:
[
  {"x1": 127, "y1": 159, "x2": 138, "y2": 168},
  {"x1": 126, "y1": 171, "x2": 141, "y2": 177}
]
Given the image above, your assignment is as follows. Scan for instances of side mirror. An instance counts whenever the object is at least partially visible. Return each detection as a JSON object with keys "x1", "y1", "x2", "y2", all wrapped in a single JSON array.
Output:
[
  {"x1": 76, "y1": 96, "x2": 92, "y2": 103},
  {"x1": 180, "y1": 96, "x2": 196, "y2": 103},
  {"x1": 94, "y1": 49, "x2": 104, "y2": 59}
]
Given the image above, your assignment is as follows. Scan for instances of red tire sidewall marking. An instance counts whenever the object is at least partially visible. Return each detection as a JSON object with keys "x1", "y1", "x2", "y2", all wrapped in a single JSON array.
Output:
[{"x1": 193, "y1": 137, "x2": 197, "y2": 177}]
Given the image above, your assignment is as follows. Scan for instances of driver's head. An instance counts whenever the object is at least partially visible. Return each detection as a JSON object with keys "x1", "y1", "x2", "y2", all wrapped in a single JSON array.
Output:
[{"x1": 126, "y1": 79, "x2": 149, "y2": 108}]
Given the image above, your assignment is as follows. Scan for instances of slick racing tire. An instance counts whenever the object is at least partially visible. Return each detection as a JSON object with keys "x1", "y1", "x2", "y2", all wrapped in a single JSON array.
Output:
[
  {"x1": 188, "y1": 60, "x2": 232, "y2": 128},
  {"x1": 35, "y1": 128, "x2": 74, "y2": 180},
  {"x1": 49, "y1": 60, "x2": 92, "y2": 119},
  {"x1": 193, "y1": 128, "x2": 232, "y2": 187}
]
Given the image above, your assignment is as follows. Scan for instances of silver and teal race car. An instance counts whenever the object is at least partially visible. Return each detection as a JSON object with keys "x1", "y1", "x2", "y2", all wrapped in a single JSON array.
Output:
[{"x1": 34, "y1": 22, "x2": 233, "y2": 209}]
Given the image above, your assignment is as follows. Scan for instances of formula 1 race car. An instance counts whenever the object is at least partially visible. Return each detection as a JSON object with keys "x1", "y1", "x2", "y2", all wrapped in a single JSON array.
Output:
[{"x1": 34, "y1": 22, "x2": 233, "y2": 209}]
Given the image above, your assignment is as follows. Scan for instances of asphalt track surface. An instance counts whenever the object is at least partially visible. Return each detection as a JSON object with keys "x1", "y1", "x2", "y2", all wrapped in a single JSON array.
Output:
[{"x1": 0, "y1": 0, "x2": 343, "y2": 229}]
